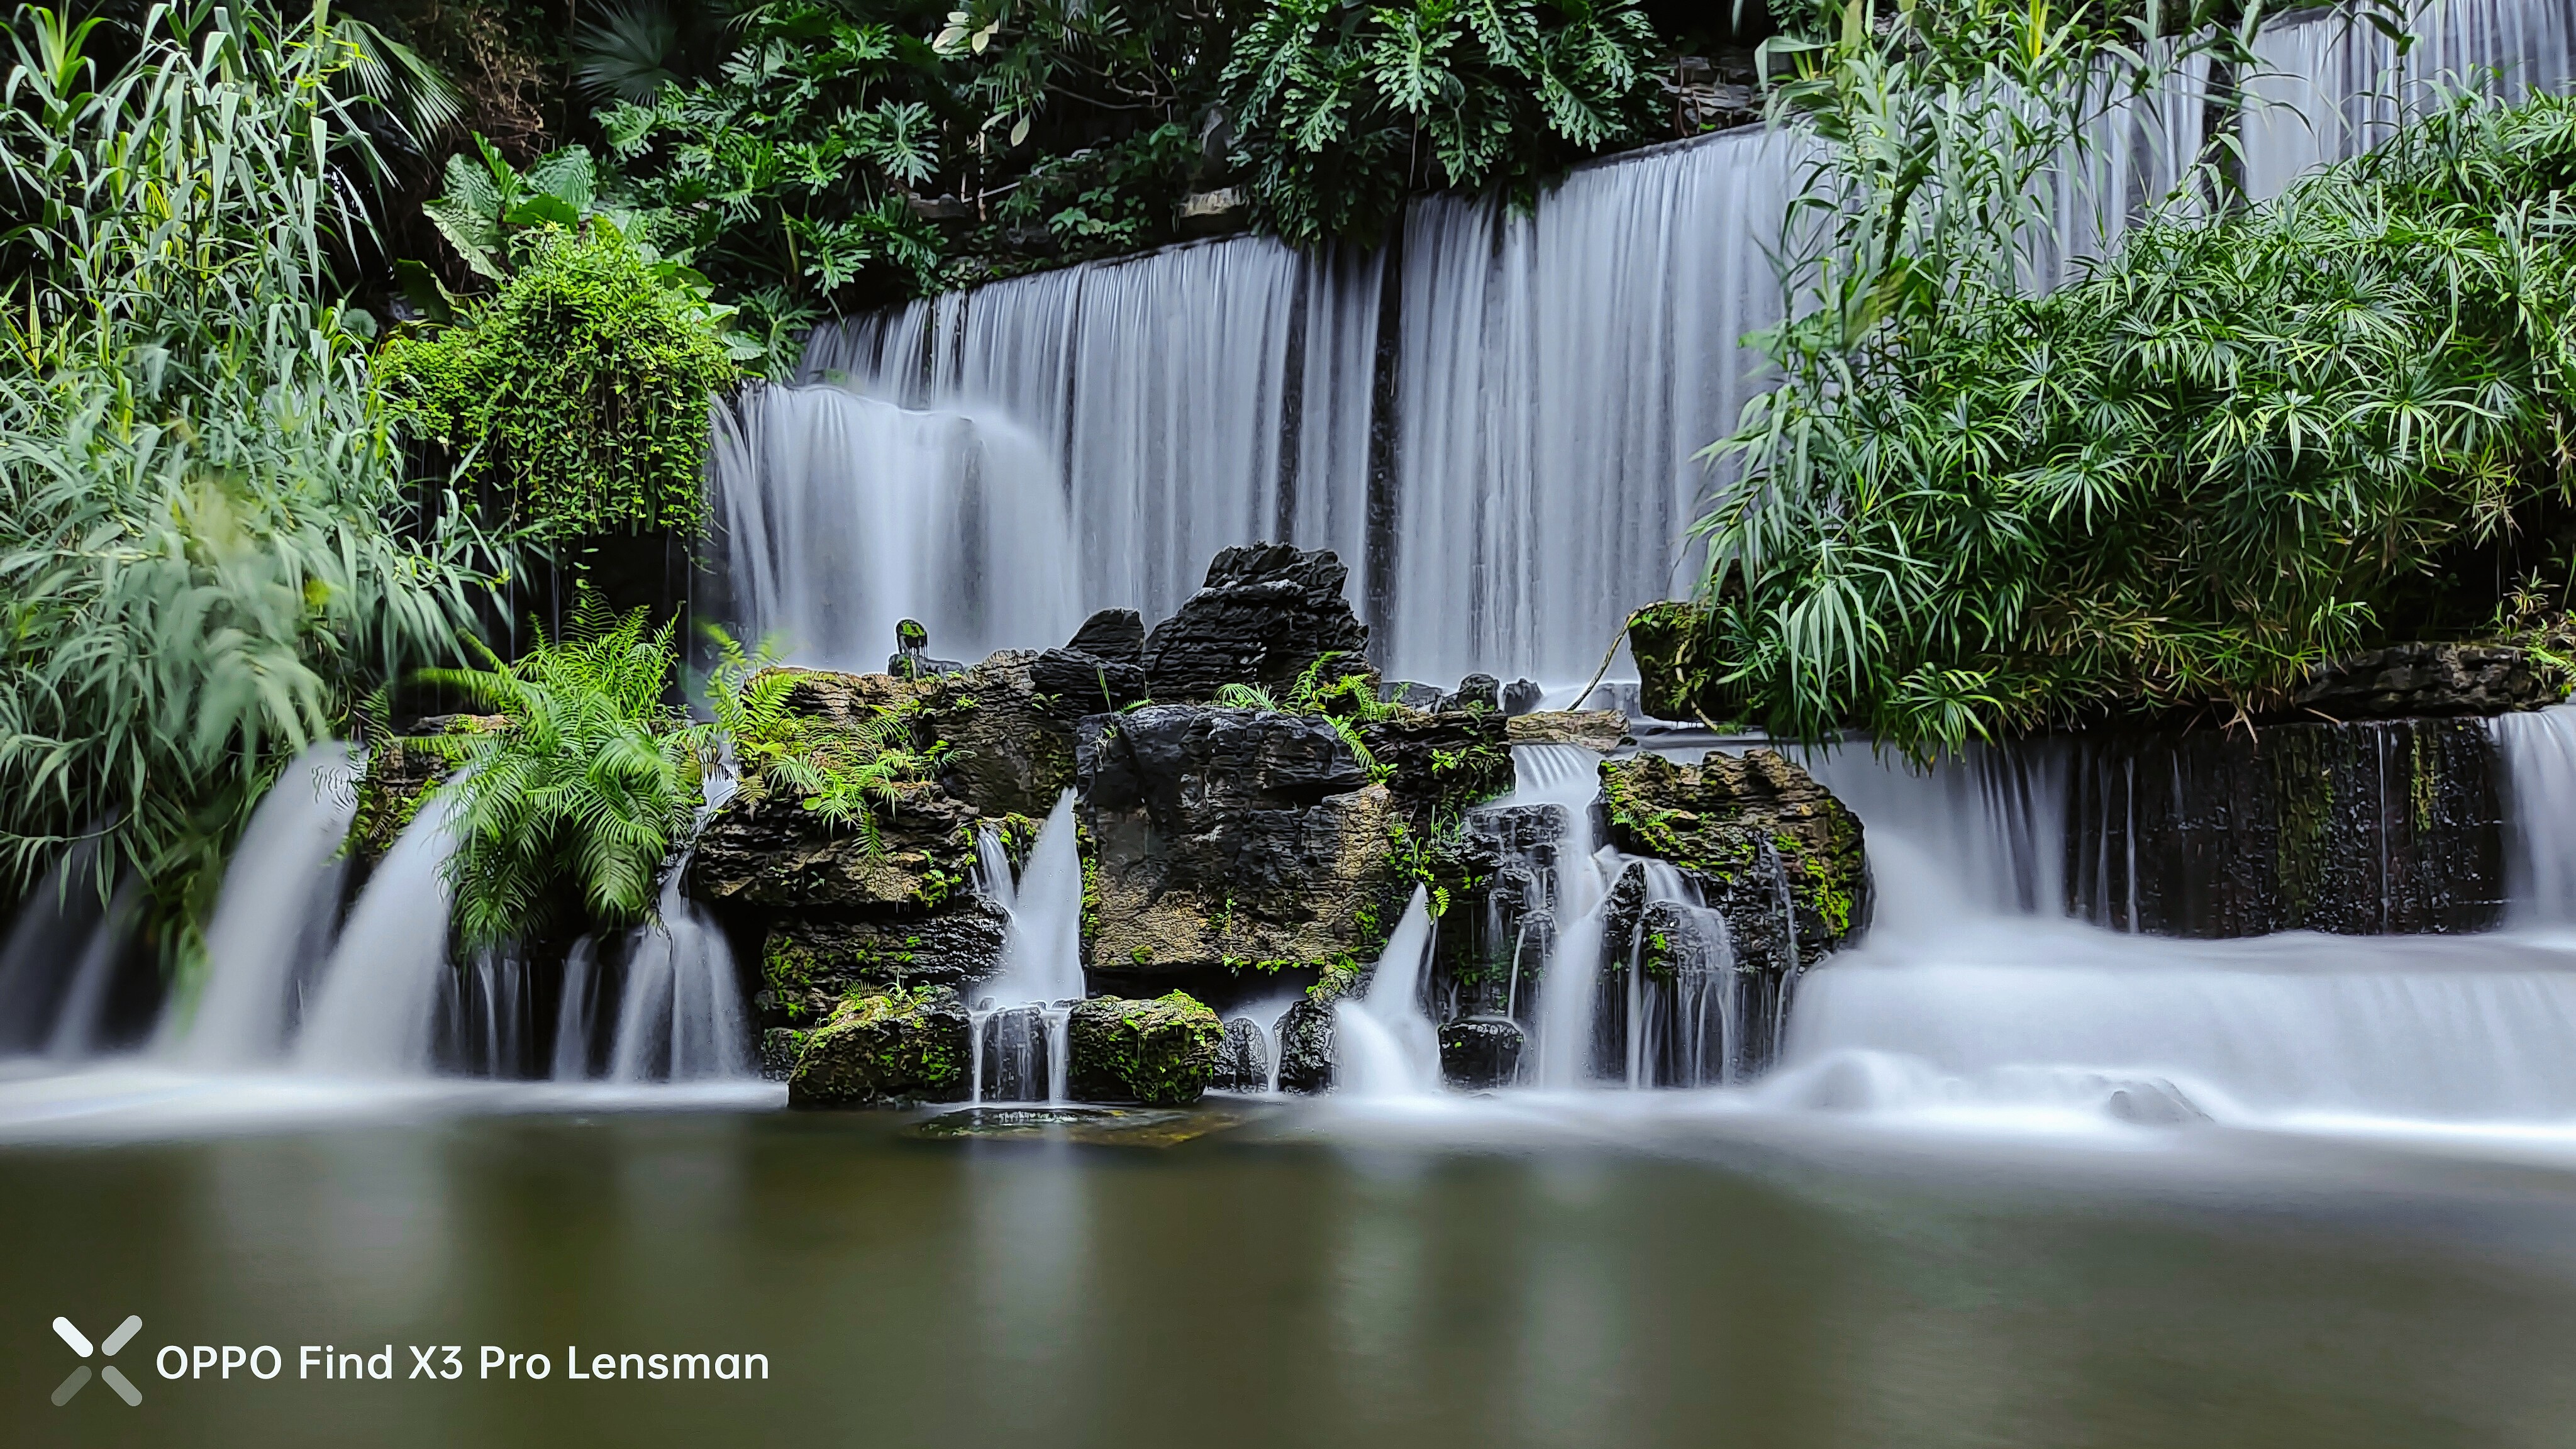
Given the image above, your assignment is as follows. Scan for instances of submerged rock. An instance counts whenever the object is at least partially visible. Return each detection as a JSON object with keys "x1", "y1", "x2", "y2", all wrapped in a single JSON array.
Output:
[
  {"x1": 1067, "y1": 608, "x2": 1147, "y2": 666},
  {"x1": 755, "y1": 904, "x2": 1009, "y2": 1028},
  {"x1": 1438, "y1": 1016, "x2": 1526, "y2": 1089},
  {"x1": 1211, "y1": 1016, "x2": 1272, "y2": 1094},
  {"x1": 1141, "y1": 543, "x2": 1370, "y2": 701},
  {"x1": 1067, "y1": 992, "x2": 1225, "y2": 1106},
  {"x1": 1275, "y1": 962, "x2": 1365, "y2": 1093},
  {"x1": 787, "y1": 986, "x2": 971, "y2": 1107},
  {"x1": 1601, "y1": 749, "x2": 1867, "y2": 973},
  {"x1": 1078, "y1": 706, "x2": 1396, "y2": 977}
]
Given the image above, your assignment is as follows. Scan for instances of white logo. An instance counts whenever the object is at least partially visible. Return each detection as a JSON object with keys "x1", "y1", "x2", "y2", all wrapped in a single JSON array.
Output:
[{"x1": 52, "y1": 1316, "x2": 143, "y2": 1407}]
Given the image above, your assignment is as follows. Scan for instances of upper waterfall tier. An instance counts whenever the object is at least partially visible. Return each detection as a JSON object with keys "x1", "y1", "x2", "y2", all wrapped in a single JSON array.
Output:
[{"x1": 712, "y1": 0, "x2": 2575, "y2": 689}]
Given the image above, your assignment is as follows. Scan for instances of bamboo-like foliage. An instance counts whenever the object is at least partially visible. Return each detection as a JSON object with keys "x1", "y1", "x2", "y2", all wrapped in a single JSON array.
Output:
[
  {"x1": 0, "y1": 4, "x2": 498, "y2": 939},
  {"x1": 419, "y1": 595, "x2": 704, "y2": 952},
  {"x1": 1693, "y1": 1, "x2": 2575, "y2": 752}
]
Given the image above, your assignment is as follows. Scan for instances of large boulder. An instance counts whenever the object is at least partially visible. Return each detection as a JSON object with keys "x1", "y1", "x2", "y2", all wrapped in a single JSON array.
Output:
[
  {"x1": 1601, "y1": 749, "x2": 1867, "y2": 972},
  {"x1": 1078, "y1": 706, "x2": 1397, "y2": 976},
  {"x1": 786, "y1": 987, "x2": 971, "y2": 1107},
  {"x1": 920, "y1": 648, "x2": 1148, "y2": 819},
  {"x1": 1439, "y1": 1016, "x2": 1526, "y2": 1089},
  {"x1": 1067, "y1": 992, "x2": 1225, "y2": 1105},
  {"x1": 1210, "y1": 1016, "x2": 1272, "y2": 1094},
  {"x1": 1141, "y1": 544, "x2": 1370, "y2": 701},
  {"x1": 689, "y1": 780, "x2": 981, "y2": 915},
  {"x1": 1067, "y1": 608, "x2": 1147, "y2": 666},
  {"x1": 755, "y1": 904, "x2": 1009, "y2": 1028}
]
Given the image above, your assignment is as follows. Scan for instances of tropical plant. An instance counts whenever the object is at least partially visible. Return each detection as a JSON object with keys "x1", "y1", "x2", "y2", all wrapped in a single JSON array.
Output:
[
  {"x1": 0, "y1": 3, "x2": 497, "y2": 947},
  {"x1": 1213, "y1": 651, "x2": 1397, "y2": 774},
  {"x1": 1218, "y1": 0, "x2": 1666, "y2": 245},
  {"x1": 375, "y1": 220, "x2": 743, "y2": 537},
  {"x1": 702, "y1": 630, "x2": 943, "y2": 853},
  {"x1": 594, "y1": 1, "x2": 951, "y2": 361},
  {"x1": 1690, "y1": 65, "x2": 2576, "y2": 752},
  {"x1": 416, "y1": 594, "x2": 706, "y2": 950},
  {"x1": 418, "y1": 136, "x2": 616, "y2": 282}
]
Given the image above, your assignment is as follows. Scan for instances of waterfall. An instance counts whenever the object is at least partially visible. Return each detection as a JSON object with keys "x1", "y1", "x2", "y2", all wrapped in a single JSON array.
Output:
[
  {"x1": 608, "y1": 855, "x2": 752, "y2": 1082},
  {"x1": 550, "y1": 936, "x2": 602, "y2": 1081},
  {"x1": 707, "y1": 0, "x2": 2570, "y2": 694},
  {"x1": 708, "y1": 384, "x2": 1082, "y2": 670},
  {"x1": 0, "y1": 844, "x2": 108, "y2": 1057},
  {"x1": 169, "y1": 742, "x2": 359, "y2": 1066},
  {"x1": 294, "y1": 791, "x2": 463, "y2": 1076},
  {"x1": 1332, "y1": 887, "x2": 1443, "y2": 1097},
  {"x1": 970, "y1": 790, "x2": 1082, "y2": 1102},
  {"x1": 2492, "y1": 704, "x2": 2576, "y2": 925},
  {"x1": 43, "y1": 882, "x2": 140, "y2": 1060}
]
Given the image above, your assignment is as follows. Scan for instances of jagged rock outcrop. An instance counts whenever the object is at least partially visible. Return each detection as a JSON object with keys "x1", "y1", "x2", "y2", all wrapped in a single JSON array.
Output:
[
  {"x1": 1358, "y1": 710, "x2": 1514, "y2": 825},
  {"x1": 1077, "y1": 706, "x2": 1398, "y2": 977},
  {"x1": 1067, "y1": 608, "x2": 1146, "y2": 665},
  {"x1": 1066, "y1": 992, "x2": 1224, "y2": 1105},
  {"x1": 919, "y1": 648, "x2": 1147, "y2": 818},
  {"x1": 1601, "y1": 749, "x2": 1867, "y2": 972},
  {"x1": 755, "y1": 904, "x2": 1009, "y2": 1028},
  {"x1": 1437, "y1": 674, "x2": 1500, "y2": 713},
  {"x1": 786, "y1": 987, "x2": 970, "y2": 1106},
  {"x1": 2291, "y1": 641, "x2": 2567, "y2": 720},
  {"x1": 1141, "y1": 544, "x2": 1370, "y2": 701},
  {"x1": 690, "y1": 780, "x2": 980, "y2": 914},
  {"x1": 1501, "y1": 679, "x2": 1545, "y2": 716}
]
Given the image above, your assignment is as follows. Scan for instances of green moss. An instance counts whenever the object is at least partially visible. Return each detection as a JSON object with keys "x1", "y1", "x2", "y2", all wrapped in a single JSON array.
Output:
[{"x1": 1067, "y1": 991, "x2": 1223, "y2": 1106}]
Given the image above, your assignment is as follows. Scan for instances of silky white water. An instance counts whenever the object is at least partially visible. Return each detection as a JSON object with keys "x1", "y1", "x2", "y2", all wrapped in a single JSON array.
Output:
[
  {"x1": 294, "y1": 790, "x2": 464, "y2": 1076},
  {"x1": 971, "y1": 791, "x2": 1084, "y2": 1102},
  {"x1": 1332, "y1": 887, "x2": 1443, "y2": 1098},
  {"x1": 608, "y1": 855, "x2": 752, "y2": 1083}
]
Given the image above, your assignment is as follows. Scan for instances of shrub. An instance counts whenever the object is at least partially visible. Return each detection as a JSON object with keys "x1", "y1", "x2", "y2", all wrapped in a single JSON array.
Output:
[{"x1": 375, "y1": 223, "x2": 740, "y2": 538}]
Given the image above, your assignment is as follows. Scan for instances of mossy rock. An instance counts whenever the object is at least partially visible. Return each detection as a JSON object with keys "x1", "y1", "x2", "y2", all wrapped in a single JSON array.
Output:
[
  {"x1": 1627, "y1": 601, "x2": 1743, "y2": 724},
  {"x1": 757, "y1": 906, "x2": 1009, "y2": 1027},
  {"x1": 348, "y1": 714, "x2": 506, "y2": 866},
  {"x1": 1066, "y1": 992, "x2": 1224, "y2": 1106},
  {"x1": 1601, "y1": 748, "x2": 1867, "y2": 970},
  {"x1": 787, "y1": 986, "x2": 971, "y2": 1108}
]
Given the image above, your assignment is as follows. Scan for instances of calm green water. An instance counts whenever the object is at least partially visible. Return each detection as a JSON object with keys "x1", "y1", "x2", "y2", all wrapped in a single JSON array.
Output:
[{"x1": 7, "y1": 1105, "x2": 2576, "y2": 1448}]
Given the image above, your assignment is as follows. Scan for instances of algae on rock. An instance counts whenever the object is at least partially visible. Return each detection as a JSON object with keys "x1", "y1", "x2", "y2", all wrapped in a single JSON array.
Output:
[
  {"x1": 1066, "y1": 992, "x2": 1224, "y2": 1106},
  {"x1": 787, "y1": 986, "x2": 972, "y2": 1107}
]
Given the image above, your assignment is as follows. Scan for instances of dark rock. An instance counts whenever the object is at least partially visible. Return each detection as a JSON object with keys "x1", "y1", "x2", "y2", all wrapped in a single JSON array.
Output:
[
  {"x1": 974, "y1": 1004, "x2": 1056, "y2": 1103},
  {"x1": 1439, "y1": 1016, "x2": 1526, "y2": 1089},
  {"x1": 914, "y1": 649, "x2": 1136, "y2": 819},
  {"x1": 1067, "y1": 992, "x2": 1225, "y2": 1106},
  {"x1": 757, "y1": 1026, "x2": 802, "y2": 1082},
  {"x1": 1211, "y1": 1017, "x2": 1272, "y2": 1094},
  {"x1": 1507, "y1": 711, "x2": 1629, "y2": 752},
  {"x1": 1067, "y1": 608, "x2": 1147, "y2": 666},
  {"x1": 1275, "y1": 963, "x2": 1365, "y2": 1094},
  {"x1": 1358, "y1": 710, "x2": 1513, "y2": 825},
  {"x1": 1602, "y1": 749, "x2": 1867, "y2": 974},
  {"x1": 1379, "y1": 680, "x2": 1444, "y2": 710},
  {"x1": 689, "y1": 780, "x2": 980, "y2": 915},
  {"x1": 2290, "y1": 641, "x2": 2568, "y2": 719},
  {"x1": 755, "y1": 904, "x2": 1009, "y2": 1028},
  {"x1": 1502, "y1": 679, "x2": 1545, "y2": 716},
  {"x1": 1141, "y1": 543, "x2": 1370, "y2": 701},
  {"x1": 1438, "y1": 674, "x2": 1501, "y2": 713},
  {"x1": 2057, "y1": 719, "x2": 2504, "y2": 936},
  {"x1": 1077, "y1": 706, "x2": 1395, "y2": 975},
  {"x1": 787, "y1": 986, "x2": 970, "y2": 1107},
  {"x1": 889, "y1": 653, "x2": 967, "y2": 679}
]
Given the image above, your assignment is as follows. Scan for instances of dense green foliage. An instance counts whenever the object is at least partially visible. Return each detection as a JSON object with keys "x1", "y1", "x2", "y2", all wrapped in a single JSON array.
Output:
[
  {"x1": 417, "y1": 596, "x2": 706, "y2": 950},
  {"x1": 1219, "y1": 0, "x2": 1666, "y2": 245},
  {"x1": 703, "y1": 636, "x2": 941, "y2": 855},
  {"x1": 0, "y1": 4, "x2": 495, "y2": 940},
  {"x1": 377, "y1": 220, "x2": 739, "y2": 537},
  {"x1": 1695, "y1": 26, "x2": 2576, "y2": 751}
]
